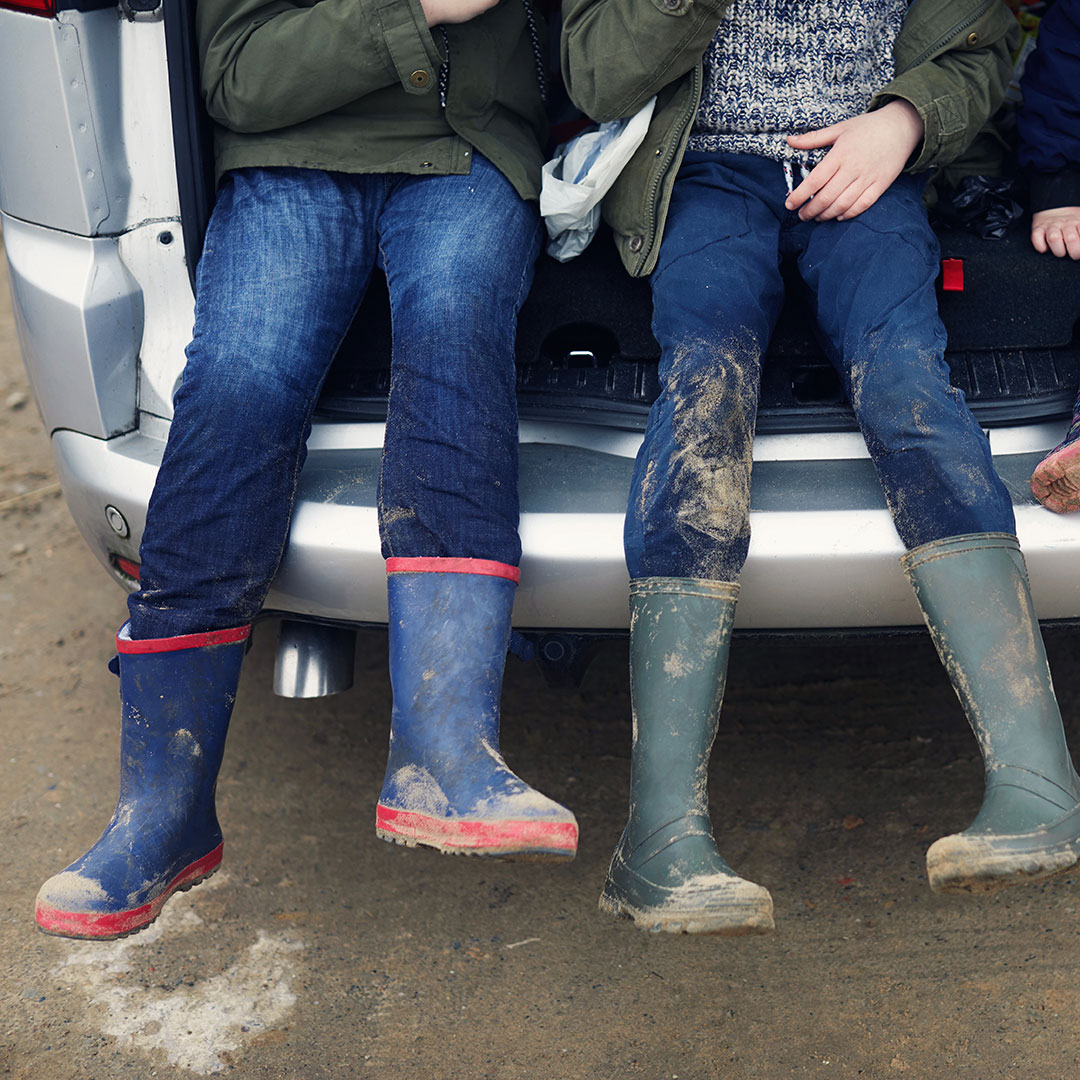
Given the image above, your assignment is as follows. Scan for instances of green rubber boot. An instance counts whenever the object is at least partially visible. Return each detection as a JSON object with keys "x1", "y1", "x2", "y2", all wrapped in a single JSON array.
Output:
[
  {"x1": 599, "y1": 578, "x2": 774, "y2": 935},
  {"x1": 902, "y1": 532, "x2": 1080, "y2": 893}
]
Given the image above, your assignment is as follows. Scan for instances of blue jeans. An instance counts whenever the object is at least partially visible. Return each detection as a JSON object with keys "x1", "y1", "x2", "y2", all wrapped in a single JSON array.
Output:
[
  {"x1": 625, "y1": 152, "x2": 1015, "y2": 581},
  {"x1": 129, "y1": 157, "x2": 541, "y2": 639}
]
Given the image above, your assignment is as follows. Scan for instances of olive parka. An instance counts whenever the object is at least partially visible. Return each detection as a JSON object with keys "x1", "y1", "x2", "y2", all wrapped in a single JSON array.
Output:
[
  {"x1": 196, "y1": 0, "x2": 548, "y2": 200},
  {"x1": 560, "y1": 0, "x2": 1020, "y2": 275}
]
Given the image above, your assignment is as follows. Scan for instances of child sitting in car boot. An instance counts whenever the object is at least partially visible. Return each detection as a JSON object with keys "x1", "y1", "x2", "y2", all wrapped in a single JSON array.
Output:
[
  {"x1": 562, "y1": 0, "x2": 1080, "y2": 935},
  {"x1": 34, "y1": 0, "x2": 577, "y2": 941},
  {"x1": 1018, "y1": 0, "x2": 1080, "y2": 510}
]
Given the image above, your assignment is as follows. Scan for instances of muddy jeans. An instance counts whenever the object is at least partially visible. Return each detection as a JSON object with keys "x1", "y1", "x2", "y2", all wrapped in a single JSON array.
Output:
[
  {"x1": 129, "y1": 159, "x2": 541, "y2": 639},
  {"x1": 624, "y1": 151, "x2": 1015, "y2": 581}
]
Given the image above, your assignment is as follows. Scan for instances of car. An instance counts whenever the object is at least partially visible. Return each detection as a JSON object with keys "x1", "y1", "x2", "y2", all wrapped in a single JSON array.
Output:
[{"x1": 3, "y1": 0, "x2": 1080, "y2": 695}]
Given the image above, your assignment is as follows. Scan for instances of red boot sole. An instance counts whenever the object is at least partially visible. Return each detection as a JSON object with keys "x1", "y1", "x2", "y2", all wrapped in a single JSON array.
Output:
[
  {"x1": 1031, "y1": 440, "x2": 1080, "y2": 514},
  {"x1": 35, "y1": 844, "x2": 224, "y2": 940},
  {"x1": 376, "y1": 804, "x2": 578, "y2": 860}
]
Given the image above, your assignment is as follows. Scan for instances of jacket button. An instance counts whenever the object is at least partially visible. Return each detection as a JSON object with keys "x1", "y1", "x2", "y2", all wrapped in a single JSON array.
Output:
[
  {"x1": 409, "y1": 69, "x2": 430, "y2": 88},
  {"x1": 967, "y1": 32, "x2": 979, "y2": 45},
  {"x1": 662, "y1": 0, "x2": 681, "y2": 8},
  {"x1": 628, "y1": 235, "x2": 644, "y2": 253}
]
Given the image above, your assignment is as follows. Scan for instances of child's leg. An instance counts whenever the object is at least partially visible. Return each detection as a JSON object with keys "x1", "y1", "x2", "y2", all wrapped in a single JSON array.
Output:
[
  {"x1": 798, "y1": 173, "x2": 1014, "y2": 549},
  {"x1": 606, "y1": 154, "x2": 785, "y2": 934},
  {"x1": 626, "y1": 152, "x2": 785, "y2": 582},
  {"x1": 37, "y1": 168, "x2": 381, "y2": 937},
  {"x1": 801, "y1": 179, "x2": 1080, "y2": 893},
  {"x1": 131, "y1": 167, "x2": 381, "y2": 638},
  {"x1": 369, "y1": 154, "x2": 578, "y2": 860}
]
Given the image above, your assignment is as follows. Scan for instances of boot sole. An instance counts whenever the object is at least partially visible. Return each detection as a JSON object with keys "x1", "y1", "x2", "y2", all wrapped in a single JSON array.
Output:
[
  {"x1": 376, "y1": 804, "x2": 577, "y2": 861},
  {"x1": 35, "y1": 844, "x2": 224, "y2": 940},
  {"x1": 927, "y1": 833, "x2": 1080, "y2": 894},
  {"x1": 598, "y1": 880, "x2": 775, "y2": 936},
  {"x1": 1031, "y1": 440, "x2": 1080, "y2": 514}
]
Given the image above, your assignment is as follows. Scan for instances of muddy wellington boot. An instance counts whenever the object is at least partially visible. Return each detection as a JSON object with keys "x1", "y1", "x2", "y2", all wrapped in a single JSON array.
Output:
[
  {"x1": 902, "y1": 533, "x2": 1080, "y2": 893},
  {"x1": 35, "y1": 623, "x2": 248, "y2": 939},
  {"x1": 1030, "y1": 391, "x2": 1080, "y2": 513},
  {"x1": 599, "y1": 578, "x2": 774, "y2": 935},
  {"x1": 375, "y1": 558, "x2": 578, "y2": 859}
]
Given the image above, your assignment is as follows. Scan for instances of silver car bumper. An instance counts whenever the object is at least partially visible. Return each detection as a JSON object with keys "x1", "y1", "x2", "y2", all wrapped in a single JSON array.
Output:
[{"x1": 51, "y1": 418, "x2": 1080, "y2": 632}]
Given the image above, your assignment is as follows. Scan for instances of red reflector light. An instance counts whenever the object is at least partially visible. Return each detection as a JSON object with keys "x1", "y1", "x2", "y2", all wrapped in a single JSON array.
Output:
[
  {"x1": 941, "y1": 258, "x2": 964, "y2": 292},
  {"x1": 115, "y1": 557, "x2": 142, "y2": 582},
  {"x1": 0, "y1": 0, "x2": 56, "y2": 14}
]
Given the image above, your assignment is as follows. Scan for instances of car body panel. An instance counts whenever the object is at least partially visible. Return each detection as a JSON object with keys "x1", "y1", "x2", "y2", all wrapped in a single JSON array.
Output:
[{"x1": 50, "y1": 419, "x2": 1080, "y2": 632}]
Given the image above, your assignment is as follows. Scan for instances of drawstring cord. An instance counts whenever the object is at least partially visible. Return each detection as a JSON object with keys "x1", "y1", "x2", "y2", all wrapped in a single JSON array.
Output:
[
  {"x1": 783, "y1": 158, "x2": 811, "y2": 197},
  {"x1": 438, "y1": 0, "x2": 547, "y2": 109}
]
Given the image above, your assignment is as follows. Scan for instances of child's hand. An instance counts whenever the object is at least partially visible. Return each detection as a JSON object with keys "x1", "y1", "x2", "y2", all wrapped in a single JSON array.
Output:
[
  {"x1": 421, "y1": 0, "x2": 499, "y2": 26},
  {"x1": 1031, "y1": 207, "x2": 1080, "y2": 260},
  {"x1": 783, "y1": 100, "x2": 925, "y2": 222}
]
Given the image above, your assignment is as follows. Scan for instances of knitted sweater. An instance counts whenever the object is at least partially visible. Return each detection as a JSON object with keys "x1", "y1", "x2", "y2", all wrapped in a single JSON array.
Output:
[{"x1": 688, "y1": 0, "x2": 908, "y2": 179}]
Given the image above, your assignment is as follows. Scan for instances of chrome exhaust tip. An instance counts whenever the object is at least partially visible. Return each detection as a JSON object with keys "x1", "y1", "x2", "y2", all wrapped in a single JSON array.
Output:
[{"x1": 273, "y1": 619, "x2": 356, "y2": 698}]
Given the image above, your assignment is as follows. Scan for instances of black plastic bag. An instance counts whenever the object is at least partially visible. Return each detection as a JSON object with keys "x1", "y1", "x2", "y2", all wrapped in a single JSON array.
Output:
[{"x1": 932, "y1": 175, "x2": 1024, "y2": 240}]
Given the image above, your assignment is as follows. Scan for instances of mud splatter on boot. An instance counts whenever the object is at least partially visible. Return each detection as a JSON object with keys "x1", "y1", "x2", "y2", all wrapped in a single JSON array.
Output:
[
  {"x1": 35, "y1": 623, "x2": 248, "y2": 939},
  {"x1": 599, "y1": 578, "x2": 773, "y2": 935},
  {"x1": 375, "y1": 559, "x2": 578, "y2": 860},
  {"x1": 1031, "y1": 394, "x2": 1080, "y2": 513},
  {"x1": 902, "y1": 533, "x2": 1080, "y2": 893}
]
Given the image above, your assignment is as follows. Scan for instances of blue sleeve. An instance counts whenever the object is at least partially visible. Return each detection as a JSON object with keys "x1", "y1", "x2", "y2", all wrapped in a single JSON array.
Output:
[{"x1": 1017, "y1": 0, "x2": 1080, "y2": 173}]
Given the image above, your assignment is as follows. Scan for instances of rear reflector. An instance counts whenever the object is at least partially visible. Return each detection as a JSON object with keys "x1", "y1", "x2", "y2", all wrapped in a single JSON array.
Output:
[
  {"x1": 114, "y1": 556, "x2": 141, "y2": 582},
  {"x1": 941, "y1": 258, "x2": 964, "y2": 292},
  {"x1": 0, "y1": 0, "x2": 56, "y2": 13}
]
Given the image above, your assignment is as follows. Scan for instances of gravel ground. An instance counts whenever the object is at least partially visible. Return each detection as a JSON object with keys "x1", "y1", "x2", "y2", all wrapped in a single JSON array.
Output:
[{"x1": 3, "y1": 236, "x2": 1080, "y2": 1079}]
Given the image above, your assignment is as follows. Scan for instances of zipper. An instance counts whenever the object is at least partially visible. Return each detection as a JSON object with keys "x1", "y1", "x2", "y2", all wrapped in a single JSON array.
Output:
[
  {"x1": 639, "y1": 63, "x2": 702, "y2": 274},
  {"x1": 901, "y1": 0, "x2": 997, "y2": 74}
]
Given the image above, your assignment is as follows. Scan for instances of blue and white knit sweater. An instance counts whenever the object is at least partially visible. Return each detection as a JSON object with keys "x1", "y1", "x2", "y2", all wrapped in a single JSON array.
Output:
[{"x1": 689, "y1": 0, "x2": 908, "y2": 188}]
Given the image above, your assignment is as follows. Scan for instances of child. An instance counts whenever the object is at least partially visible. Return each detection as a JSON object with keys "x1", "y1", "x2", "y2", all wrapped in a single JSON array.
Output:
[
  {"x1": 563, "y1": 0, "x2": 1080, "y2": 935},
  {"x1": 34, "y1": 0, "x2": 578, "y2": 940},
  {"x1": 1018, "y1": 0, "x2": 1080, "y2": 510}
]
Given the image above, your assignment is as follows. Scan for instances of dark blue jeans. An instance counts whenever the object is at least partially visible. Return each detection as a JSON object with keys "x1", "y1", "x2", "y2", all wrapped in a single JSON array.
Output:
[
  {"x1": 625, "y1": 152, "x2": 1015, "y2": 581},
  {"x1": 130, "y1": 158, "x2": 541, "y2": 639}
]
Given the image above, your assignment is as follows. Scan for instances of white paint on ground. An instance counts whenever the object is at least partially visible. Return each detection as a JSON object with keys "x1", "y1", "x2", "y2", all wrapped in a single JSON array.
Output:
[{"x1": 53, "y1": 875, "x2": 304, "y2": 1074}]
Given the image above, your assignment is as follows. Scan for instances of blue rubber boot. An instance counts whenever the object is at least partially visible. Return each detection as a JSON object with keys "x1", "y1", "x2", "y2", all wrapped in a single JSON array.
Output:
[
  {"x1": 35, "y1": 623, "x2": 248, "y2": 938},
  {"x1": 375, "y1": 558, "x2": 578, "y2": 860}
]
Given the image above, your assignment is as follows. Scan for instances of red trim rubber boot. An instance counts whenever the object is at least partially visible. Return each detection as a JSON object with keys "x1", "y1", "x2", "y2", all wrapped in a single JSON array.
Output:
[
  {"x1": 375, "y1": 558, "x2": 578, "y2": 860},
  {"x1": 1031, "y1": 392, "x2": 1080, "y2": 513},
  {"x1": 35, "y1": 623, "x2": 249, "y2": 939}
]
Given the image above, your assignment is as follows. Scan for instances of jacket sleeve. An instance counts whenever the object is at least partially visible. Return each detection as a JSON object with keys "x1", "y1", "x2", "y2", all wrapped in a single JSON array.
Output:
[
  {"x1": 560, "y1": 0, "x2": 732, "y2": 122},
  {"x1": 1016, "y1": 1, "x2": 1080, "y2": 175},
  {"x1": 870, "y1": 2, "x2": 1019, "y2": 172},
  {"x1": 197, "y1": 0, "x2": 445, "y2": 133}
]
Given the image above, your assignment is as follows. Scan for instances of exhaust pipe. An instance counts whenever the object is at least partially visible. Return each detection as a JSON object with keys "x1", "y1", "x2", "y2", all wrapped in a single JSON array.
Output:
[{"x1": 273, "y1": 619, "x2": 356, "y2": 698}]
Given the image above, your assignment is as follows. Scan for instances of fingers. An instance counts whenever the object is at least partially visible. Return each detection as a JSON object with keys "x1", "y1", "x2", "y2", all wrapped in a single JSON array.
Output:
[
  {"x1": 799, "y1": 174, "x2": 859, "y2": 221},
  {"x1": 818, "y1": 179, "x2": 871, "y2": 221},
  {"x1": 786, "y1": 125, "x2": 842, "y2": 151},
  {"x1": 836, "y1": 184, "x2": 885, "y2": 221},
  {"x1": 785, "y1": 153, "x2": 840, "y2": 212},
  {"x1": 1031, "y1": 209, "x2": 1080, "y2": 259},
  {"x1": 1066, "y1": 225, "x2": 1080, "y2": 260}
]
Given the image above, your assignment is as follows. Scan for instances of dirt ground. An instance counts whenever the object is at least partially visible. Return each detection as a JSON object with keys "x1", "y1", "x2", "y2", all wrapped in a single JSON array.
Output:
[{"x1": 3, "y1": 239, "x2": 1080, "y2": 1080}]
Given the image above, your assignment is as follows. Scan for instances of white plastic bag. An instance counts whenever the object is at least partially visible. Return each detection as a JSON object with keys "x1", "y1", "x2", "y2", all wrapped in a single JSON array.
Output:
[{"x1": 540, "y1": 97, "x2": 656, "y2": 262}]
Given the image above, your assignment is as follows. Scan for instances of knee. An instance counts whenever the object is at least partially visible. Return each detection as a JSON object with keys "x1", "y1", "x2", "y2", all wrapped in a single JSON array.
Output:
[
  {"x1": 848, "y1": 349, "x2": 957, "y2": 447},
  {"x1": 663, "y1": 331, "x2": 760, "y2": 439}
]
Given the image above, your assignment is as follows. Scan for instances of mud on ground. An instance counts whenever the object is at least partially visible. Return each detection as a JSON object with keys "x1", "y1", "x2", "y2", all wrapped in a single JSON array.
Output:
[{"x1": 3, "y1": 240, "x2": 1080, "y2": 1078}]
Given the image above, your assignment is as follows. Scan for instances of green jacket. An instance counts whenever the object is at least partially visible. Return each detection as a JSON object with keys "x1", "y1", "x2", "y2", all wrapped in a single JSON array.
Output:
[
  {"x1": 560, "y1": 0, "x2": 1019, "y2": 275},
  {"x1": 197, "y1": 0, "x2": 548, "y2": 200}
]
